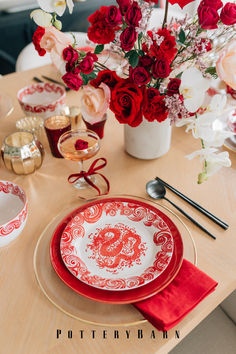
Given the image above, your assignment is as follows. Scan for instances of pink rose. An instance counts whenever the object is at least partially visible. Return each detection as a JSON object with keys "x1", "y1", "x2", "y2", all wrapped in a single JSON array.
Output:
[
  {"x1": 216, "y1": 41, "x2": 236, "y2": 90},
  {"x1": 80, "y1": 83, "x2": 111, "y2": 124},
  {"x1": 40, "y1": 26, "x2": 72, "y2": 69}
]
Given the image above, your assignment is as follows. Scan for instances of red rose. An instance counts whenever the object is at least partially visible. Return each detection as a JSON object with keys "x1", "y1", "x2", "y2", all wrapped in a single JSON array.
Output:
[
  {"x1": 79, "y1": 52, "x2": 97, "y2": 74},
  {"x1": 152, "y1": 55, "x2": 171, "y2": 79},
  {"x1": 65, "y1": 60, "x2": 75, "y2": 72},
  {"x1": 105, "y1": 5, "x2": 122, "y2": 27},
  {"x1": 116, "y1": 0, "x2": 131, "y2": 15},
  {"x1": 120, "y1": 26, "x2": 137, "y2": 51},
  {"x1": 198, "y1": 5, "x2": 219, "y2": 29},
  {"x1": 139, "y1": 55, "x2": 153, "y2": 68},
  {"x1": 220, "y1": 3, "x2": 236, "y2": 25},
  {"x1": 125, "y1": 1, "x2": 142, "y2": 27},
  {"x1": 129, "y1": 66, "x2": 151, "y2": 86},
  {"x1": 160, "y1": 39, "x2": 177, "y2": 62},
  {"x1": 63, "y1": 46, "x2": 78, "y2": 62},
  {"x1": 110, "y1": 80, "x2": 143, "y2": 127},
  {"x1": 167, "y1": 0, "x2": 195, "y2": 9},
  {"x1": 200, "y1": 0, "x2": 223, "y2": 10},
  {"x1": 143, "y1": 88, "x2": 168, "y2": 123},
  {"x1": 32, "y1": 26, "x2": 46, "y2": 56},
  {"x1": 74, "y1": 139, "x2": 88, "y2": 150},
  {"x1": 79, "y1": 57, "x2": 94, "y2": 74},
  {"x1": 90, "y1": 70, "x2": 121, "y2": 89},
  {"x1": 62, "y1": 72, "x2": 83, "y2": 91},
  {"x1": 167, "y1": 78, "x2": 181, "y2": 96}
]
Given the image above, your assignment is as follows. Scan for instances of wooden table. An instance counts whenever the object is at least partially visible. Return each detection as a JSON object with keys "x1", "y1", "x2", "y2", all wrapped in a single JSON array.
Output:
[{"x1": 0, "y1": 65, "x2": 235, "y2": 354}]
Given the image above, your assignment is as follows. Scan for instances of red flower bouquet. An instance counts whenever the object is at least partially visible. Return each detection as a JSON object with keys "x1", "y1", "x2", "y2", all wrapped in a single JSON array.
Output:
[{"x1": 31, "y1": 0, "x2": 235, "y2": 182}]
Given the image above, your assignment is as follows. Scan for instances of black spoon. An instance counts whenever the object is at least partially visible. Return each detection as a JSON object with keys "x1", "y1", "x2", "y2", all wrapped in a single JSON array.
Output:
[{"x1": 146, "y1": 180, "x2": 216, "y2": 240}]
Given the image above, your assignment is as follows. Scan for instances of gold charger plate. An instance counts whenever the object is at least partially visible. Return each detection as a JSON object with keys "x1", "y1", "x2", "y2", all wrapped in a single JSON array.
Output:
[{"x1": 33, "y1": 195, "x2": 197, "y2": 327}]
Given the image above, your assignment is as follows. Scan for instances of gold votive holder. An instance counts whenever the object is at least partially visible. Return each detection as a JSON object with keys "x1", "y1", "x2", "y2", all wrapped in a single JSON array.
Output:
[
  {"x1": 16, "y1": 116, "x2": 44, "y2": 140},
  {"x1": 1, "y1": 131, "x2": 44, "y2": 175}
]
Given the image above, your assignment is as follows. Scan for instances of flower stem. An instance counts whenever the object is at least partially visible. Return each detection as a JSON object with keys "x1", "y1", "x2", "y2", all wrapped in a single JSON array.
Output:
[{"x1": 162, "y1": 0, "x2": 169, "y2": 29}]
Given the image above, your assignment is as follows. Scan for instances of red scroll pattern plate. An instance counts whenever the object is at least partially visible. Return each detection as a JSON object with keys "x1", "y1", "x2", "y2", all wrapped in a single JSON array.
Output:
[{"x1": 60, "y1": 198, "x2": 182, "y2": 291}]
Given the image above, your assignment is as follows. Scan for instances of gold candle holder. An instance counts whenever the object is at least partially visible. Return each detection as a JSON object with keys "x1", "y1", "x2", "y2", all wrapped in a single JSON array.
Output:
[{"x1": 1, "y1": 131, "x2": 44, "y2": 175}]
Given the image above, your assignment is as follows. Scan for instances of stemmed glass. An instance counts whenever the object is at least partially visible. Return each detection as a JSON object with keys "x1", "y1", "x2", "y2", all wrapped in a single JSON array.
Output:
[{"x1": 57, "y1": 129, "x2": 100, "y2": 189}]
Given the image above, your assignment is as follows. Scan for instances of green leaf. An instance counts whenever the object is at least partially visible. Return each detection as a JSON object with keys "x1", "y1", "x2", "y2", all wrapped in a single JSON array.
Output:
[
  {"x1": 129, "y1": 51, "x2": 139, "y2": 68},
  {"x1": 138, "y1": 50, "x2": 144, "y2": 56},
  {"x1": 179, "y1": 29, "x2": 186, "y2": 44},
  {"x1": 80, "y1": 73, "x2": 89, "y2": 85},
  {"x1": 205, "y1": 66, "x2": 217, "y2": 78},
  {"x1": 175, "y1": 72, "x2": 183, "y2": 79},
  {"x1": 94, "y1": 44, "x2": 104, "y2": 54},
  {"x1": 124, "y1": 50, "x2": 136, "y2": 58}
]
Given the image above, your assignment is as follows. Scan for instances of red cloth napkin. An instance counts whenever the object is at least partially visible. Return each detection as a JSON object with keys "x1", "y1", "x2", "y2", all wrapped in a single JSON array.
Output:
[{"x1": 134, "y1": 259, "x2": 218, "y2": 331}]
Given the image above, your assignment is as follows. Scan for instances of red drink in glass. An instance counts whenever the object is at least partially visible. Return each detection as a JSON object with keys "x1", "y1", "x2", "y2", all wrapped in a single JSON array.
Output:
[
  {"x1": 44, "y1": 115, "x2": 71, "y2": 158},
  {"x1": 82, "y1": 114, "x2": 107, "y2": 139}
]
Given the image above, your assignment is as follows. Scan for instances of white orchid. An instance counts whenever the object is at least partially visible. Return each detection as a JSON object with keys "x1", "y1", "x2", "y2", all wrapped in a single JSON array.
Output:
[
  {"x1": 30, "y1": 9, "x2": 52, "y2": 27},
  {"x1": 176, "y1": 94, "x2": 233, "y2": 147},
  {"x1": 186, "y1": 148, "x2": 231, "y2": 182},
  {"x1": 179, "y1": 67, "x2": 210, "y2": 113},
  {"x1": 37, "y1": 0, "x2": 74, "y2": 17}
]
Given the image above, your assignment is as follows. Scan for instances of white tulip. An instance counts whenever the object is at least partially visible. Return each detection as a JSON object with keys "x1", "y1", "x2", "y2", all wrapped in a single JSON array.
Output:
[
  {"x1": 179, "y1": 67, "x2": 210, "y2": 113},
  {"x1": 30, "y1": 9, "x2": 52, "y2": 27},
  {"x1": 37, "y1": 0, "x2": 74, "y2": 17}
]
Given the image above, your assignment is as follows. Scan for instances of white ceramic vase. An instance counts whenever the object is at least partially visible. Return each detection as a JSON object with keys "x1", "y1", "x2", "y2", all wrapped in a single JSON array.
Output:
[{"x1": 124, "y1": 118, "x2": 172, "y2": 160}]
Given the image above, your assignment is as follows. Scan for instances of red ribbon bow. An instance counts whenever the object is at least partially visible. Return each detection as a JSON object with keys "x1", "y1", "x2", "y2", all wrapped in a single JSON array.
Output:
[{"x1": 68, "y1": 158, "x2": 110, "y2": 196}]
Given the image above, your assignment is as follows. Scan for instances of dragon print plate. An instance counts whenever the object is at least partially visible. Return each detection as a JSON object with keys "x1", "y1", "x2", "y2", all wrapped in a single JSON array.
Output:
[{"x1": 60, "y1": 198, "x2": 183, "y2": 291}]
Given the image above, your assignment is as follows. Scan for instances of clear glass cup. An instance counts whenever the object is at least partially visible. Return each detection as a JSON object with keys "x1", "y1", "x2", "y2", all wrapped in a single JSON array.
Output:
[{"x1": 57, "y1": 129, "x2": 100, "y2": 189}]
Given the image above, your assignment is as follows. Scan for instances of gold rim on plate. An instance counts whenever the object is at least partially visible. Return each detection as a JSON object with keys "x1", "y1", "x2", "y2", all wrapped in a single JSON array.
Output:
[{"x1": 33, "y1": 194, "x2": 197, "y2": 327}]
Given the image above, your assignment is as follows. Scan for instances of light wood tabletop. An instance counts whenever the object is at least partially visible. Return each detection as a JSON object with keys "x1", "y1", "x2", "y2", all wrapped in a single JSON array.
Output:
[{"x1": 0, "y1": 65, "x2": 235, "y2": 354}]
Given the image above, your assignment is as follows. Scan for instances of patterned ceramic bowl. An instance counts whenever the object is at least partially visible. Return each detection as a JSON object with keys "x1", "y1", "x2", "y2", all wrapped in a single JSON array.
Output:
[
  {"x1": 0, "y1": 180, "x2": 28, "y2": 247},
  {"x1": 17, "y1": 82, "x2": 66, "y2": 119}
]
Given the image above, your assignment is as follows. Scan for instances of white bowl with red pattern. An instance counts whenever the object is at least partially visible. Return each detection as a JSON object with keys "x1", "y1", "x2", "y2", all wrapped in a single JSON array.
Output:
[
  {"x1": 17, "y1": 82, "x2": 66, "y2": 119},
  {"x1": 0, "y1": 181, "x2": 28, "y2": 247}
]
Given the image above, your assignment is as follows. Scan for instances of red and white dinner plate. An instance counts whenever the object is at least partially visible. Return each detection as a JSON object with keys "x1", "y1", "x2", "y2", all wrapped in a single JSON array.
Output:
[
  {"x1": 50, "y1": 197, "x2": 183, "y2": 304},
  {"x1": 60, "y1": 199, "x2": 176, "y2": 291}
]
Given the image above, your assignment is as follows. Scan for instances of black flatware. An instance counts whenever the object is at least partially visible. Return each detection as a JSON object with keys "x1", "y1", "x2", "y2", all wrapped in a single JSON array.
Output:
[
  {"x1": 33, "y1": 76, "x2": 43, "y2": 83},
  {"x1": 146, "y1": 180, "x2": 216, "y2": 240},
  {"x1": 155, "y1": 177, "x2": 228, "y2": 230}
]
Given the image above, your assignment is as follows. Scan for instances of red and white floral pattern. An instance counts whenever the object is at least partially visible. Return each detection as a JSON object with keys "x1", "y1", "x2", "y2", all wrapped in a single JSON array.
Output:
[
  {"x1": 0, "y1": 181, "x2": 28, "y2": 244},
  {"x1": 60, "y1": 199, "x2": 176, "y2": 290}
]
